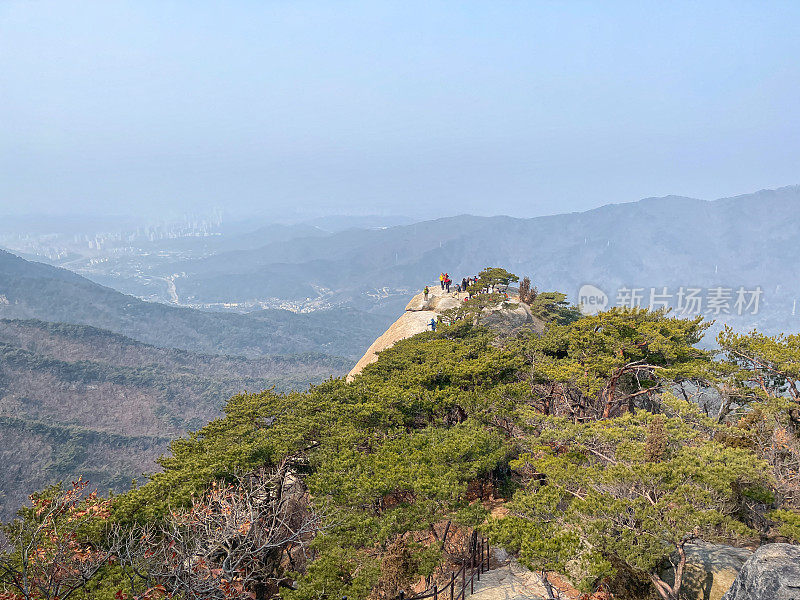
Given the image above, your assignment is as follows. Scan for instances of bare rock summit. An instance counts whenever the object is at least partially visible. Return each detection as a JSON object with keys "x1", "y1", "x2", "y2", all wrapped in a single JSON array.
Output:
[{"x1": 346, "y1": 284, "x2": 541, "y2": 382}]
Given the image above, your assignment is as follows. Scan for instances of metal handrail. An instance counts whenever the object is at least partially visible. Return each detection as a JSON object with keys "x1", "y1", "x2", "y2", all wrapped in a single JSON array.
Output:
[{"x1": 397, "y1": 536, "x2": 490, "y2": 600}]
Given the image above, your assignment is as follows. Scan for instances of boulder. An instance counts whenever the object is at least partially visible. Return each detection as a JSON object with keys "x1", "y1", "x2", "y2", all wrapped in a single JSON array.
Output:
[
  {"x1": 480, "y1": 302, "x2": 545, "y2": 337},
  {"x1": 660, "y1": 542, "x2": 752, "y2": 600},
  {"x1": 405, "y1": 292, "x2": 428, "y2": 311},
  {"x1": 405, "y1": 286, "x2": 464, "y2": 312},
  {"x1": 348, "y1": 284, "x2": 468, "y2": 381},
  {"x1": 721, "y1": 543, "x2": 800, "y2": 600},
  {"x1": 429, "y1": 295, "x2": 462, "y2": 312}
]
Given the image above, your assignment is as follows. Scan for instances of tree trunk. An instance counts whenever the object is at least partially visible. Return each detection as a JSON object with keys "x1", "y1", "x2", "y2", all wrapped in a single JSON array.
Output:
[
  {"x1": 540, "y1": 571, "x2": 558, "y2": 600},
  {"x1": 649, "y1": 543, "x2": 686, "y2": 600},
  {"x1": 649, "y1": 574, "x2": 678, "y2": 600},
  {"x1": 716, "y1": 393, "x2": 732, "y2": 423},
  {"x1": 440, "y1": 520, "x2": 451, "y2": 550},
  {"x1": 672, "y1": 543, "x2": 687, "y2": 598}
]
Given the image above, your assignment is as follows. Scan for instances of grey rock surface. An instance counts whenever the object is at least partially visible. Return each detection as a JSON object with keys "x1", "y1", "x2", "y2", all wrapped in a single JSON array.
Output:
[
  {"x1": 721, "y1": 543, "x2": 800, "y2": 600},
  {"x1": 660, "y1": 542, "x2": 751, "y2": 600}
]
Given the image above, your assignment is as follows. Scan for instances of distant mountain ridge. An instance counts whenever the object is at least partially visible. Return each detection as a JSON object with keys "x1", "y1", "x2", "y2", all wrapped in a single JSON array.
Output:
[{"x1": 159, "y1": 185, "x2": 800, "y2": 336}]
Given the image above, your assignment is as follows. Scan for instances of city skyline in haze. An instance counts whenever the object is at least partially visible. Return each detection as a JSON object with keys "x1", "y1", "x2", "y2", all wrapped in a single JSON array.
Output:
[{"x1": 2, "y1": 1, "x2": 799, "y2": 220}]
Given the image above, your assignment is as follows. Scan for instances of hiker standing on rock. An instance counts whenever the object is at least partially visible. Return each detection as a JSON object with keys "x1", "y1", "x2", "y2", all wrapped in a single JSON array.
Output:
[
  {"x1": 444, "y1": 273, "x2": 451, "y2": 293},
  {"x1": 439, "y1": 273, "x2": 445, "y2": 289},
  {"x1": 424, "y1": 285, "x2": 429, "y2": 300},
  {"x1": 462, "y1": 277, "x2": 468, "y2": 292}
]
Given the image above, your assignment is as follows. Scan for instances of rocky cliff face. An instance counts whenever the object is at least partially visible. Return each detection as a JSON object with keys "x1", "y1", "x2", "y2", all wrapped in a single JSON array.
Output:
[
  {"x1": 346, "y1": 284, "x2": 542, "y2": 381},
  {"x1": 346, "y1": 285, "x2": 460, "y2": 381}
]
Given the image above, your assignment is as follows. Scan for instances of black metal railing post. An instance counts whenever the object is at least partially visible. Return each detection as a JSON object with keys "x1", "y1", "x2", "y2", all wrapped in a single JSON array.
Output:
[
  {"x1": 479, "y1": 538, "x2": 483, "y2": 578},
  {"x1": 394, "y1": 532, "x2": 492, "y2": 600},
  {"x1": 449, "y1": 571, "x2": 455, "y2": 600},
  {"x1": 470, "y1": 551, "x2": 474, "y2": 594},
  {"x1": 461, "y1": 560, "x2": 466, "y2": 600}
]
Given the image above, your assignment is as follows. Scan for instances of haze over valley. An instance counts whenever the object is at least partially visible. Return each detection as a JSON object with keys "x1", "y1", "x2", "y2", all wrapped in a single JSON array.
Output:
[
  {"x1": 1, "y1": 3, "x2": 799, "y2": 598},
  {"x1": 4, "y1": 185, "x2": 799, "y2": 339}
]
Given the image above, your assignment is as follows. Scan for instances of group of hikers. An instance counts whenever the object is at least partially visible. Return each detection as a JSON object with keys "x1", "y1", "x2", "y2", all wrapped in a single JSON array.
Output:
[
  {"x1": 435, "y1": 272, "x2": 480, "y2": 294},
  {"x1": 424, "y1": 272, "x2": 483, "y2": 331},
  {"x1": 424, "y1": 272, "x2": 511, "y2": 331},
  {"x1": 425, "y1": 272, "x2": 512, "y2": 301},
  {"x1": 424, "y1": 273, "x2": 481, "y2": 300}
]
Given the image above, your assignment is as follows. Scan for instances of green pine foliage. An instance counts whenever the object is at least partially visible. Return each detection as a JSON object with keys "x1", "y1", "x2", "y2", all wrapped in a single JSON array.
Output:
[
  {"x1": 108, "y1": 322, "x2": 519, "y2": 599},
  {"x1": 3, "y1": 270, "x2": 799, "y2": 600},
  {"x1": 488, "y1": 396, "x2": 770, "y2": 595},
  {"x1": 465, "y1": 267, "x2": 519, "y2": 296},
  {"x1": 526, "y1": 291, "x2": 581, "y2": 325}
]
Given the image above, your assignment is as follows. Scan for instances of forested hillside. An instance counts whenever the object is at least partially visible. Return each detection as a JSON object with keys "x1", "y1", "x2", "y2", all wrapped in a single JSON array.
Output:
[
  {"x1": 0, "y1": 319, "x2": 349, "y2": 520},
  {"x1": 2, "y1": 269, "x2": 797, "y2": 600},
  {"x1": 0, "y1": 249, "x2": 390, "y2": 358}
]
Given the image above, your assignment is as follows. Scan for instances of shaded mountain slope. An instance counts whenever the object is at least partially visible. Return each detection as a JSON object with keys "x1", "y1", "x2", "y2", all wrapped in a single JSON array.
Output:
[
  {"x1": 0, "y1": 318, "x2": 349, "y2": 519},
  {"x1": 0, "y1": 249, "x2": 388, "y2": 358}
]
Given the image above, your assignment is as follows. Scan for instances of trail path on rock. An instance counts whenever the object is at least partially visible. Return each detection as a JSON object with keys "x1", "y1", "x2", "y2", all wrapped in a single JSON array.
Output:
[
  {"x1": 469, "y1": 560, "x2": 545, "y2": 600},
  {"x1": 468, "y1": 549, "x2": 566, "y2": 600}
]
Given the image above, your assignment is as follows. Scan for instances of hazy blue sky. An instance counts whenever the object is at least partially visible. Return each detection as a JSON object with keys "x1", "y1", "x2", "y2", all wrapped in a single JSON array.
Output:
[{"x1": 2, "y1": 1, "x2": 799, "y2": 219}]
